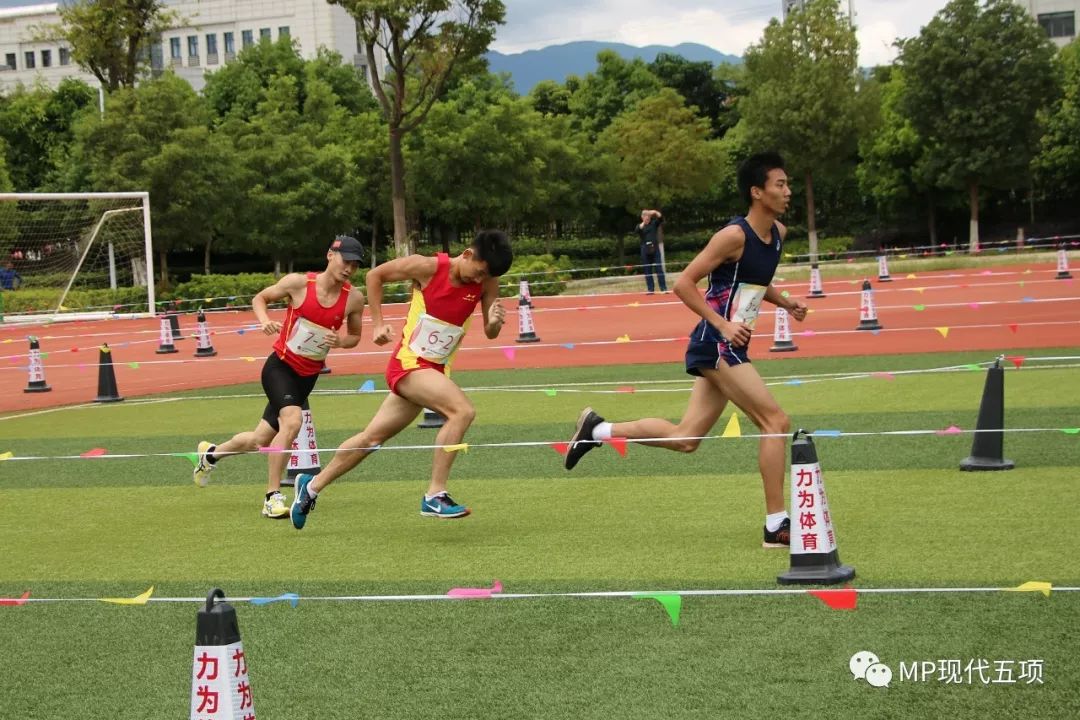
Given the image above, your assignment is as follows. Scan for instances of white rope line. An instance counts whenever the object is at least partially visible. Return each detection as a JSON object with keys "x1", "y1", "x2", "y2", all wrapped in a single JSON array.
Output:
[
  {"x1": 12, "y1": 585, "x2": 1080, "y2": 604},
  {"x1": 2, "y1": 425, "x2": 1076, "y2": 462}
]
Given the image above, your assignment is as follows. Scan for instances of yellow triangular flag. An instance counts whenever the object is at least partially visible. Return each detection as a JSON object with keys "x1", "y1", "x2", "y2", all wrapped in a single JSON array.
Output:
[
  {"x1": 1023, "y1": 269, "x2": 1032, "y2": 275},
  {"x1": 1006, "y1": 581, "x2": 1051, "y2": 597},
  {"x1": 101, "y1": 585, "x2": 155, "y2": 605},
  {"x1": 627, "y1": 302, "x2": 640, "y2": 307},
  {"x1": 615, "y1": 334, "x2": 631, "y2": 343},
  {"x1": 442, "y1": 443, "x2": 469, "y2": 454},
  {"x1": 0, "y1": 451, "x2": 13, "y2": 461},
  {"x1": 935, "y1": 327, "x2": 949, "y2": 338},
  {"x1": 244, "y1": 356, "x2": 256, "y2": 362},
  {"x1": 899, "y1": 254, "x2": 908, "y2": 259},
  {"x1": 906, "y1": 273, "x2": 917, "y2": 279},
  {"x1": 912, "y1": 287, "x2": 925, "y2": 294},
  {"x1": 100, "y1": 345, "x2": 111, "y2": 354},
  {"x1": 721, "y1": 414, "x2": 742, "y2": 438}
]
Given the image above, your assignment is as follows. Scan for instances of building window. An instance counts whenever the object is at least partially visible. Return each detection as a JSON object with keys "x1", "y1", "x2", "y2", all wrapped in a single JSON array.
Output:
[
  {"x1": 4, "y1": 53, "x2": 15, "y2": 70},
  {"x1": 260, "y1": 27, "x2": 271, "y2": 40},
  {"x1": 242, "y1": 30, "x2": 254, "y2": 48},
  {"x1": 170, "y1": 37, "x2": 181, "y2": 59},
  {"x1": 1038, "y1": 11, "x2": 1075, "y2": 38},
  {"x1": 59, "y1": 47, "x2": 70, "y2": 65},
  {"x1": 24, "y1": 51, "x2": 35, "y2": 69},
  {"x1": 206, "y1": 33, "x2": 218, "y2": 64},
  {"x1": 187, "y1": 35, "x2": 198, "y2": 58},
  {"x1": 279, "y1": 26, "x2": 290, "y2": 38},
  {"x1": 224, "y1": 32, "x2": 235, "y2": 56},
  {"x1": 41, "y1": 49, "x2": 52, "y2": 67}
]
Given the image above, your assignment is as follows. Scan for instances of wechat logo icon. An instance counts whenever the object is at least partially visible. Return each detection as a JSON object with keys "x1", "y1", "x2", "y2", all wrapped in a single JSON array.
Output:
[{"x1": 851, "y1": 651, "x2": 892, "y2": 688}]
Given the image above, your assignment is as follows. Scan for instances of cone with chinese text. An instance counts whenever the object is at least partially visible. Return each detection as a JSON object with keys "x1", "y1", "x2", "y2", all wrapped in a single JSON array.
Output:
[
  {"x1": 1056, "y1": 243, "x2": 1073, "y2": 280},
  {"x1": 190, "y1": 589, "x2": 255, "y2": 720},
  {"x1": 777, "y1": 430, "x2": 856, "y2": 585},
  {"x1": 855, "y1": 280, "x2": 882, "y2": 331},
  {"x1": 807, "y1": 264, "x2": 826, "y2": 298},
  {"x1": 283, "y1": 400, "x2": 320, "y2": 488},
  {"x1": 769, "y1": 306, "x2": 798, "y2": 353},
  {"x1": 516, "y1": 280, "x2": 541, "y2": 343},
  {"x1": 156, "y1": 315, "x2": 178, "y2": 354},
  {"x1": 94, "y1": 344, "x2": 123, "y2": 403},
  {"x1": 194, "y1": 310, "x2": 217, "y2": 357},
  {"x1": 960, "y1": 357, "x2": 1014, "y2": 471},
  {"x1": 877, "y1": 254, "x2": 892, "y2": 282},
  {"x1": 24, "y1": 336, "x2": 51, "y2": 393}
]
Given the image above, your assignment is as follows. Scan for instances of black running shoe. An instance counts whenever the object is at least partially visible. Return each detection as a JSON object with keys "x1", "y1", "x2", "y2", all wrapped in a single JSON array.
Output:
[
  {"x1": 762, "y1": 517, "x2": 791, "y2": 549},
  {"x1": 565, "y1": 407, "x2": 605, "y2": 470}
]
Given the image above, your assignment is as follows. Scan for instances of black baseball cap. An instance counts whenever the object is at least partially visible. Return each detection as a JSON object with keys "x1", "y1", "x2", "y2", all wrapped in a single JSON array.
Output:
[{"x1": 330, "y1": 235, "x2": 364, "y2": 262}]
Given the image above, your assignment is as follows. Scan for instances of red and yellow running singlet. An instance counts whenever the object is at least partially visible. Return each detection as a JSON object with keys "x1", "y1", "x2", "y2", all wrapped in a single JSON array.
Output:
[{"x1": 272, "y1": 272, "x2": 351, "y2": 376}]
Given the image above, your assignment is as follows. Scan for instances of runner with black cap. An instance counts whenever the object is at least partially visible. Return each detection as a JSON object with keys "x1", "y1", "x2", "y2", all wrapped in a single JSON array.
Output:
[{"x1": 192, "y1": 235, "x2": 366, "y2": 519}]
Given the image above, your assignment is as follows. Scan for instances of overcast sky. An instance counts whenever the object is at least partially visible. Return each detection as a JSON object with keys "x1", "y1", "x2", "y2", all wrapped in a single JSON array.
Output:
[{"x1": 490, "y1": 0, "x2": 955, "y2": 67}]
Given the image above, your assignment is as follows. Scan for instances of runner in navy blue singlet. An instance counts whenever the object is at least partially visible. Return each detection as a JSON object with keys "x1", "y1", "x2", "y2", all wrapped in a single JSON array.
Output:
[{"x1": 563, "y1": 153, "x2": 809, "y2": 550}]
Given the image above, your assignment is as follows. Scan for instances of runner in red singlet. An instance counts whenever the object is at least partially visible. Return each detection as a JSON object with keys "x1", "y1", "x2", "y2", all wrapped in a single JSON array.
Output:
[
  {"x1": 192, "y1": 236, "x2": 366, "y2": 519},
  {"x1": 290, "y1": 230, "x2": 513, "y2": 529}
]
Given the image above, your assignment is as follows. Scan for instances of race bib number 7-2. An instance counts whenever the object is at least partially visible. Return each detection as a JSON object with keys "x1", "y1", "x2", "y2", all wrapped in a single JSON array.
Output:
[
  {"x1": 285, "y1": 317, "x2": 334, "y2": 361},
  {"x1": 730, "y1": 283, "x2": 767, "y2": 329},
  {"x1": 408, "y1": 313, "x2": 465, "y2": 363}
]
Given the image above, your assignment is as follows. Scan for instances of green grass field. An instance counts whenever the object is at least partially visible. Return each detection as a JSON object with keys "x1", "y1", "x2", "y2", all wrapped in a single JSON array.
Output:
[{"x1": 3, "y1": 348, "x2": 1079, "y2": 718}]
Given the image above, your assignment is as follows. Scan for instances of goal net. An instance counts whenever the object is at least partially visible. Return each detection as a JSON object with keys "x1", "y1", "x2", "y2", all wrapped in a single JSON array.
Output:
[{"x1": 0, "y1": 192, "x2": 156, "y2": 322}]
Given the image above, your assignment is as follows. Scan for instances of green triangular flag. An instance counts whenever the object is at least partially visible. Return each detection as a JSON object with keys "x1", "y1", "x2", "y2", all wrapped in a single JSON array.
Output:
[
  {"x1": 634, "y1": 593, "x2": 682, "y2": 626},
  {"x1": 172, "y1": 452, "x2": 200, "y2": 467},
  {"x1": 544, "y1": 388, "x2": 558, "y2": 397}
]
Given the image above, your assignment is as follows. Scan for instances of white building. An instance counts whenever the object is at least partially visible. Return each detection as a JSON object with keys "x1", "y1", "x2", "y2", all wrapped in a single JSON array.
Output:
[
  {"x1": 0, "y1": 0, "x2": 382, "y2": 93},
  {"x1": 1017, "y1": 0, "x2": 1079, "y2": 47}
]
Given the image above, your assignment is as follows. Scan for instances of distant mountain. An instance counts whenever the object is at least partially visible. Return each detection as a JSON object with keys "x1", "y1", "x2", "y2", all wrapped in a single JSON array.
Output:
[{"x1": 486, "y1": 41, "x2": 742, "y2": 94}]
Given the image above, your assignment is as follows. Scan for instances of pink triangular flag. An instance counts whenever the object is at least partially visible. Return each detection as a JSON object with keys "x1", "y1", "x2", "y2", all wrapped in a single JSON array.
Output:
[
  {"x1": 871, "y1": 372, "x2": 894, "y2": 381},
  {"x1": 447, "y1": 580, "x2": 503, "y2": 599},
  {"x1": 1008, "y1": 324, "x2": 1019, "y2": 334},
  {"x1": 80, "y1": 448, "x2": 107, "y2": 458},
  {"x1": 0, "y1": 590, "x2": 31, "y2": 606},
  {"x1": 502, "y1": 347, "x2": 516, "y2": 361},
  {"x1": 808, "y1": 586, "x2": 857, "y2": 610},
  {"x1": 968, "y1": 302, "x2": 980, "y2": 310},
  {"x1": 936, "y1": 425, "x2": 963, "y2": 436},
  {"x1": 616, "y1": 386, "x2": 636, "y2": 393},
  {"x1": 1006, "y1": 355, "x2": 1025, "y2": 369},
  {"x1": 550, "y1": 442, "x2": 570, "y2": 456}
]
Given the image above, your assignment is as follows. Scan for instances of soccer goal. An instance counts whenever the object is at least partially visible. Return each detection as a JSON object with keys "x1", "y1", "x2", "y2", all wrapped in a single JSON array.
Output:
[{"x1": 0, "y1": 192, "x2": 156, "y2": 322}]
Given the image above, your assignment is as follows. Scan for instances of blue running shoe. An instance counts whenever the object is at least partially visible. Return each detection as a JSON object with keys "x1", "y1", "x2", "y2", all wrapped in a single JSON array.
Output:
[
  {"x1": 291, "y1": 474, "x2": 318, "y2": 529},
  {"x1": 420, "y1": 492, "x2": 470, "y2": 519}
]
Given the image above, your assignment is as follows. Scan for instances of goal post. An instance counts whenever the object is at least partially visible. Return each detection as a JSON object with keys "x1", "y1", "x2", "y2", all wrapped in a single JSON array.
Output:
[{"x1": 0, "y1": 192, "x2": 156, "y2": 322}]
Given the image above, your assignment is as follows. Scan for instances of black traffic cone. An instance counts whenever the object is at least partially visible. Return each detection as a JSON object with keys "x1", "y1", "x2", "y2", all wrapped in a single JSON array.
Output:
[
  {"x1": 777, "y1": 430, "x2": 856, "y2": 585},
  {"x1": 417, "y1": 407, "x2": 446, "y2": 429},
  {"x1": 168, "y1": 312, "x2": 184, "y2": 342},
  {"x1": 191, "y1": 589, "x2": 256, "y2": 718},
  {"x1": 194, "y1": 310, "x2": 217, "y2": 357},
  {"x1": 93, "y1": 344, "x2": 124, "y2": 403},
  {"x1": 24, "y1": 336, "x2": 52, "y2": 393},
  {"x1": 1055, "y1": 242, "x2": 1073, "y2": 280},
  {"x1": 960, "y1": 357, "x2": 1014, "y2": 471}
]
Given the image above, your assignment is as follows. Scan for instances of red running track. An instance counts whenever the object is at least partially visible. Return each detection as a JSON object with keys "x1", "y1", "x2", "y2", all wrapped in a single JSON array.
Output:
[{"x1": 2, "y1": 262, "x2": 1078, "y2": 413}]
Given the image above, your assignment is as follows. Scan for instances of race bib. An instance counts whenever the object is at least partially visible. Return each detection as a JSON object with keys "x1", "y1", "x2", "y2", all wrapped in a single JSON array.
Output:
[
  {"x1": 408, "y1": 313, "x2": 465, "y2": 363},
  {"x1": 730, "y1": 283, "x2": 767, "y2": 329},
  {"x1": 285, "y1": 317, "x2": 334, "y2": 361}
]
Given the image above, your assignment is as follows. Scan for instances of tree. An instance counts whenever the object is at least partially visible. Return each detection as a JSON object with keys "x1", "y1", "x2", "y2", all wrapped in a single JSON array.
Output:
[
  {"x1": 1034, "y1": 40, "x2": 1080, "y2": 205},
  {"x1": 0, "y1": 79, "x2": 97, "y2": 191},
  {"x1": 38, "y1": 0, "x2": 177, "y2": 92},
  {"x1": 330, "y1": 0, "x2": 506, "y2": 257},
  {"x1": 567, "y1": 51, "x2": 661, "y2": 140},
  {"x1": 898, "y1": 0, "x2": 1057, "y2": 251},
  {"x1": 648, "y1": 53, "x2": 736, "y2": 137},
  {"x1": 740, "y1": 0, "x2": 860, "y2": 261}
]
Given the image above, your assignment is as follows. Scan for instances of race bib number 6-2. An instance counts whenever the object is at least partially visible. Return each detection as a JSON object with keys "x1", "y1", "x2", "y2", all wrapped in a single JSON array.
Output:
[
  {"x1": 730, "y1": 283, "x2": 767, "y2": 329},
  {"x1": 408, "y1": 313, "x2": 465, "y2": 362},
  {"x1": 285, "y1": 317, "x2": 334, "y2": 360}
]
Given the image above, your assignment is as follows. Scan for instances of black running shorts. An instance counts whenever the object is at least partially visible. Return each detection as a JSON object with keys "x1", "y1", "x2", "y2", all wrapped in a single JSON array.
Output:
[{"x1": 260, "y1": 352, "x2": 319, "y2": 430}]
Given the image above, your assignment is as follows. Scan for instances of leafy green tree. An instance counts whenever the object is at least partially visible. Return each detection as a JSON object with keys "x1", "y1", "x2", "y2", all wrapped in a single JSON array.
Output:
[
  {"x1": 648, "y1": 53, "x2": 735, "y2": 137},
  {"x1": 0, "y1": 79, "x2": 97, "y2": 190},
  {"x1": 567, "y1": 50, "x2": 661, "y2": 140},
  {"x1": 898, "y1": 0, "x2": 1057, "y2": 251},
  {"x1": 740, "y1": 0, "x2": 860, "y2": 261},
  {"x1": 330, "y1": 0, "x2": 506, "y2": 257},
  {"x1": 36, "y1": 0, "x2": 177, "y2": 91},
  {"x1": 528, "y1": 79, "x2": 572, "y2": 116},
  {"x1": 1034, "y1": 40, "x2": 1080, "y2": 204}
]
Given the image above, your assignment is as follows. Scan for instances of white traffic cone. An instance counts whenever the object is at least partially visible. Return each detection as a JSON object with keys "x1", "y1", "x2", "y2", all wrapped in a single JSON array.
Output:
[
  {"x1": 777, "y1": 431, "x2": 856, "y2": 585},
  {"x1": 1056, "y1": 243, "x2": 1073, "y2": 280},
  {"x1": 156, "y1": 315, "x2": 178, "y2": 354},
  {"x1": 855, "y1": 280, "x2": 882, "y2": 331},
  {"x1": 194, "y1": 310, "x2": 217, "y2": 357},
  {"x1": 516, "y1": 280, "x2": 541, "y2": 343},
  {"x1": 190, "y1": 589, "x2": 255, "y2": 720},
  {"x1": 877, "y1": 254, "x2": 892, "y2": 282},
  {"x1": 807, "y1": 264, "x2": 826, "y2": 298},
  {"x1": 24, "y1": 336, "x2": 51, "y2": 393},
  {"x1": 283, "y1": 401, "x2": 320, "y2": 487},
  {"x1": 769, "y1": 306, "x2": 798, "y2": 353}
]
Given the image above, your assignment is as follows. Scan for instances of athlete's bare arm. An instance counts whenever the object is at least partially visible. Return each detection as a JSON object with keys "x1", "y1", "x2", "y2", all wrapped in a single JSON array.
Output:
[
  {"x1": 327, "y1": 289, "x2": 366, "y2": 349},
  {"x1": 479, "y1": 278, "x2": 506, "y2": 339},
  {"x1": 252, "y1": 273, "x2": 307, "y2": 335},
  {"x1": 366, "y1": 256, "x2": 438, "y2": 346}
]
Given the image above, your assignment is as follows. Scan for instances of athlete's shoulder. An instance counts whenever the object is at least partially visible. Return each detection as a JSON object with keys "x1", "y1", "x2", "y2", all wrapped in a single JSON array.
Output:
[{"x1": 775, "y1": 220, "x2": 788, "y2": 240}]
